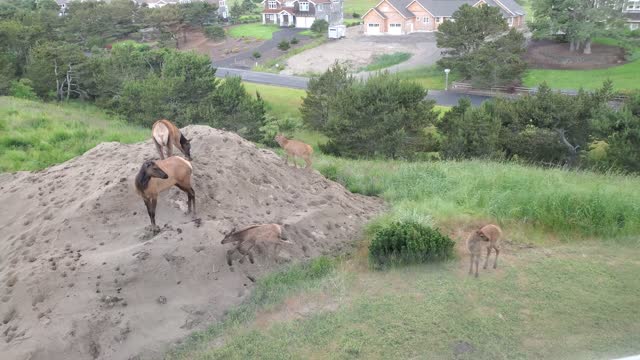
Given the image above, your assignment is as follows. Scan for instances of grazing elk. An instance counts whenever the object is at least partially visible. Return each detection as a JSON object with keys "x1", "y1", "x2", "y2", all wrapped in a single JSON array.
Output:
[
  {"x1": 274, "y1": 134, "x2": 313, "y2": 170},
  {"x1": 466, "y1": 224, "x2": 502, "y2": 278},
  {"x1": 152, "y1": 119, "x2": 192, "y2": 161},
  {"x1": 134, "y1": 157, "x2": 195, "y2": 230},
  {"x1": 221, "y1": 224, "x2": 290, "y2": 266}
]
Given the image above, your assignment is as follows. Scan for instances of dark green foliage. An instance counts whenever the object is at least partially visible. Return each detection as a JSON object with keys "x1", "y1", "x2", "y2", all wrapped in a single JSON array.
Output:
[
  {"x1": 310, "y1": 19, "x2": 328, "y2": 34},
  {"x1": 230, "y1": 2, "x2": 243, "y2": 19},
  {"x1": 323, "y1": 73, "x2": 438, "y2": 159},
  {"x1": 437, "y1": 5, "x2": 526, "y2": 87},
  {"x1": 291, "y1": 37, "x2": 299, "y2": 45},
  {"x1": 369, "y1": 221, "x2": 455, "y2": 267},
  {"x1": 352, "y1": 12, "x2": 360, "y2": 18},
  {"x1": 437, "y1": 98, "x2": 503, "y2": 159},
  {"x1": 252, "y1": 51, "x2": 261, "y2": 58},
  {"x1": 241, "y1": 0, "x2": 256, "y2": 14},
  {"x1": 301, "y1": 62, "x2": 354, "y2": 131},
  {"x1": 278, "y1": 40, "x2": 290, "y2": 50},
  {"x1": 204, "y1": 25, "x2": 226, "y2": 40}
]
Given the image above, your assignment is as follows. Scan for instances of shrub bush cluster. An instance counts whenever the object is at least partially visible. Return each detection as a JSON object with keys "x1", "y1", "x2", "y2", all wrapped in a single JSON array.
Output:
[
  {"x1": 278, "y1": 40, "x2": 291, "y2": 50},
  {"x1": 369, "y1": 221, "x2": 455, "y2": 266}
]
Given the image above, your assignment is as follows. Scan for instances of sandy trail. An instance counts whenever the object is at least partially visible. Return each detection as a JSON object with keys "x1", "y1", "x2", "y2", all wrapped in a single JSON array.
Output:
[{"x1": 0, "y1": 126, "x2": 384, "y2": 360}]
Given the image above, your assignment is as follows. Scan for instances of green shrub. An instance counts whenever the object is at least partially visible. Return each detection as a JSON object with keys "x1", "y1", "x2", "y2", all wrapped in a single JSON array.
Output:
[
  {"x1": 369, "y1": 221, "x2": 455, "y2": 266},
  {"x1": 10, "y1": 79, "x2": 38, "y2": 100},
  {"x1": 278, "y1": 40, "x2": 290, "y2": 51},
  {"x1": 252, "y1": 51, "x2": 261, "y2": 58},
  {"x1": 310, "y1": 19, "x2": 329, "y2": 34},
  {"x1": 259, "y1": 115, "x2": 302, "y2": 145},
  {"x1": 352, "y1": 12, "x2": 360, "y2": 18},
  {"x1": 204, "y1": 25, "x2": 226, "y2": 40},
  {"x1": 291, "y1": 37, "x2": 299, "y2": 44}
]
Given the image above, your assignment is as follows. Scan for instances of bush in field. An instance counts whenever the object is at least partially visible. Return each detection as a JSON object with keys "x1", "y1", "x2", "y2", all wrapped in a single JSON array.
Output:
[
  {"x1": 301, "y1": 62, "x2": 354, "y2": 131},
  {"x1": 252, "y1": 51, "x2": 261, "y2": 58},
  {"x1": 291, "y1": 37, "x2": 299, "y2": 44},
  {"x1": 204, "y1": 25, "x2": 226, "y2": 40},
  {"x1": 369, "y1": 221, "x2": 455, "y2": 267},
  {"x1": 10, "y1": 79, "x2": 38, "y2": 100},
  {"x1": 259, "y1": 115, "x2": 302, "y2": 146},
  {"x1": 310, "y1": 19, "x2": 329, "y2": 34},
  {"x1": 352, "y1": 12, "x2": 360, "y2": 18},
  {"x1": 278, "y1": 40, "x2": 290, "y2": 50}
]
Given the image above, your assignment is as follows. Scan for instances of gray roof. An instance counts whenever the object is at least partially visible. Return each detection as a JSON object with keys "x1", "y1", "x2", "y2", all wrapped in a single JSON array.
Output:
[
  {"x1": 626, "y1": 12, "x2": 640, "y2": 21},
  {"x1": 383, "y1": 0, "x2": 525, "y2": 17},
  {"x1": 386, "y1": 0, "x2": 417, "y2": 18}
]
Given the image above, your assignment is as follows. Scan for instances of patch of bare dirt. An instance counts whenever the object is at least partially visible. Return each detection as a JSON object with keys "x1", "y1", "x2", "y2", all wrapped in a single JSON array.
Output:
[
  {"x1": 524, "y1": 39, "x2": 626, "y2": 70},
  {"x1": 0, "y1": 126, "x2": 384, "y2": 360},
  {"x1": 181, "y1": 29, "x2": 266, "y2": 60}
]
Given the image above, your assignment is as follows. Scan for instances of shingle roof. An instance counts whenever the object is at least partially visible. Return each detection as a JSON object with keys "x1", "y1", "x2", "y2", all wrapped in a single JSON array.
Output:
[
  {"x1": 492, "y1": 0, "x2": 525, "y2": 15},
  {"x1": 385, "y1": 0, "x2": 416, "y2": 18},
  {"x1": 626, "y1": 12, "x2": 640, "y2": 21},
  {"x1": 415, "y1": 0, "x2": 472, "y2": 16}
]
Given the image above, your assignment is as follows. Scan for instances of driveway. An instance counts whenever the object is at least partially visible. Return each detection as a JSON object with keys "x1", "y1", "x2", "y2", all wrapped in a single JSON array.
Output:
[{"x1": 282, "y1": 25, "x2": 442, "y2": 75}]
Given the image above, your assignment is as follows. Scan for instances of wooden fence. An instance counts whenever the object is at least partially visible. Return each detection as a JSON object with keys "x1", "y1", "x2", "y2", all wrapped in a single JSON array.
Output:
[{"x1": 450, "y1": 82, "x2": 629, "y2": 102}]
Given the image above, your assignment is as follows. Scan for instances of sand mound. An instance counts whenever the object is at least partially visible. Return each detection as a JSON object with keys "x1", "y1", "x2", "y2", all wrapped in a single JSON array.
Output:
[{"x1": 0, "y1": 126, "x2": 384, "y2": 360}]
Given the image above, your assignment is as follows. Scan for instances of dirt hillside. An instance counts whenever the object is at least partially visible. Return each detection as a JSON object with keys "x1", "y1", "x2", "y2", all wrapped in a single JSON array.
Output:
[{"x1": 0, "y1": 126, "x2": 384, "y2": 360}]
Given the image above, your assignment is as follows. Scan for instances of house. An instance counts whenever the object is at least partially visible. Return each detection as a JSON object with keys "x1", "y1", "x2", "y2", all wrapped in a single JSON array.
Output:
[
  {"x1": 261, "y1": 0, "x2": 343, "y2": 28},
  {"x1": 362, "y1": 0, "x2": 525, "y2": 35},
  {"x1": 625, "y1": 0, "x2": 640, "y2": 30}
]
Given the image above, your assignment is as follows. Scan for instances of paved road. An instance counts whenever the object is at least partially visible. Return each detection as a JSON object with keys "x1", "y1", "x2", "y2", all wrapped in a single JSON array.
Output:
[{"x1": 216, "y1": 67, "x2": 492, "y2": 107}]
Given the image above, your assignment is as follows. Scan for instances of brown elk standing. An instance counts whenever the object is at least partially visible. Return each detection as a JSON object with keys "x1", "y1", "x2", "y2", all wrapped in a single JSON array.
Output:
[
  {"x1": 274, "y1": 134, "x2": 313, "y2": 170},
  {"x1": 134, "y1": 157, "x2": 196, "y2": 230},
  {"x1": 152, "y1": 119, "x2": 192, "y2": 161},
  {"x1": 221, "y1": 224, "x2": 291, "y2": 266},
  {"x1": 466, "y1": 224, "x2": 502, "y2": 278}
]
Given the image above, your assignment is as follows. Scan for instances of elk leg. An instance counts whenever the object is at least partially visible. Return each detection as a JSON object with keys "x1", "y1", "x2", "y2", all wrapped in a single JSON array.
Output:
[
  {"x1": 167, "y1": 141, "x2": 173, "y2": 157},
  {"x1": 284, "y1": 154, "x2": 289, "y2": 166},
  {"x1": 153, "y1": 139, "x2": 165, "y2": 160},
  {"x1": 483, "y1": 246, "x2": 491, "y2": 269},
  {"x1": 226, "y1": 249, "x2": 235, "y2": 266},
  {"x1": 493, "y1": 246, "x2": 500, "y2": 269},
  {"x1": 468, "y1": 254, "x2": 474, "y2": 275},
  {"x1": 475, "y1": 254, "x2": 480, "y2": 278},
  {"x1": 304, "y1": 156, "x2": 312, "y2": 170},
  {"x1": 177, "y1": 185, "x2": 196, "y2": 216}
]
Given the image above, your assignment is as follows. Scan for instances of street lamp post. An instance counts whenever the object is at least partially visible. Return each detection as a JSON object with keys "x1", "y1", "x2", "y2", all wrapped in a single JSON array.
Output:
[{"x1": 444, "y1": 68, "x2": 450, "y2": 91}]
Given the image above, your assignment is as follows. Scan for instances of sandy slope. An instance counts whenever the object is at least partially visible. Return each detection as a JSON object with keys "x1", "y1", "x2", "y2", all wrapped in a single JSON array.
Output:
[{"x1": 0, "y1": 126, "x2": 384, "y2": 360}]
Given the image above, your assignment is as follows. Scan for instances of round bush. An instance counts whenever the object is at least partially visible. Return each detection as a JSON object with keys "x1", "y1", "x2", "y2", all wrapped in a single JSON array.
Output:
[
  {"x1": 278, "y1": 40, "x2": 290, "y2": 51},
  {"x1": 369, "y1": 221, "x2": 455, "y2": 266}
]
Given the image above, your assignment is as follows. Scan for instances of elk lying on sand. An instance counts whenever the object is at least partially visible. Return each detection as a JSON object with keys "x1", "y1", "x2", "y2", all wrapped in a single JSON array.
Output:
[
  {"x1": 221, "y1": 224, "x2": 291, "y2": 266},
  {"x1": 152, "y1": 119, "x2": 192, "y2": 161},
  {"x1": 466, "y1": 224, "x2": 502, "y2": 278},
  {"x1": 274, "y1": 134, "x2": 313, "y2": 170},
  {"x1": 134, "y1": 156, "x2": 195, "y2": 230}
]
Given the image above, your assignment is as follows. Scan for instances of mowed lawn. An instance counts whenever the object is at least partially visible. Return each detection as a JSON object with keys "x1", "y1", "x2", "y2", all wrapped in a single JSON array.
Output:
[
  {"x1": 344, "y1": 0, "x2": 376, "y2": 16},
  {"x1": 243, "y1": 82, "x2": 305, "y2": 118},
  {"x1": 228, "y1": 24, "x2": 280, "y2": 40},
  {"x1": 396, "y1": 65, "x2": 460, "y2": 90},
  {"x1": 523, "y1": 38, "x2": 640, "y2": 91}
]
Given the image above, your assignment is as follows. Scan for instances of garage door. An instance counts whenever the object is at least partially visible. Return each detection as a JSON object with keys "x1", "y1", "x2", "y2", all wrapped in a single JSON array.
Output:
[
  {"x1": 296, "y1": 17, "x2": 314, "y2": 29},
  {"x1": 367, "y1": 23, "x2": 380, "y2": 35},
  {"x1": 389, "y1": 23, "x2": 402, "y2": 35}
]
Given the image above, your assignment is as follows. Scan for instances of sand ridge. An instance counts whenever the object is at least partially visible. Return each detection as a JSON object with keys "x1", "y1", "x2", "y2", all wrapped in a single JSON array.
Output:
[{"x1": 0, "y1": 126, "x2": 384, "y2": 360}]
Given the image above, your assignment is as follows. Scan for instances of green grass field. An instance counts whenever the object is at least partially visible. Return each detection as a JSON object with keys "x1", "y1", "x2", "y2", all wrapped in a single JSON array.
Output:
[
  {"x1": 0, "y1": 97, "x2": 147, "y2": 172},
  {"x1": 242, "y1": 82, "x2": 305, "y2": 119},
  {"x1": 523, "y1": 38, "x2": 640, "y2": 91},
  {"x1": 395, "y1": 65, "x2": 460, "y2": 90},
  {"x1": 362, "y1": 52, "x2": 412, "y2": 71},
  {"x1": 344, "y1": 0, "x2": 377, "y2": 16},
  {"x1": 228, "y1": 24, "x2": 280, "y2": 40}
]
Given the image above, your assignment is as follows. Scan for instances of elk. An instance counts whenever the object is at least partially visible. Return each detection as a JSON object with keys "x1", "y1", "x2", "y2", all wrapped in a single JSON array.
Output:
[
  {"x1": 466, "y1": 224, "x2": 502, "y2": 278},
  {"x1": 152, "y1": 119, "x2": 192, "y2": 161},
  {"x1": 221, "y1": 224, "x2": 291, "y2": 266},
  {"x1": 274, "y1": 134, "x2": 313, "y2": 170},
  {"x1": 134, "y1": 156, "x2": 195, "y2": 230}
]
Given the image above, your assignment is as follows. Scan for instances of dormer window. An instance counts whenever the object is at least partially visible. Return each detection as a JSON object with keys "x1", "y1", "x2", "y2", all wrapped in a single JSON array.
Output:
[
  {"x1": 299, "y1": 1, "x2": 309, "y2": 11},
  {"x1": 268, "y1": 0, "x2": 277, "y2": 9}
]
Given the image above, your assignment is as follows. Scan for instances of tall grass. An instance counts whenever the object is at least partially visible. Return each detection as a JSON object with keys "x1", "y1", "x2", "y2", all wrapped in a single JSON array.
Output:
[
  {"x1": 362, "y1": 52, "x2": 412, "y2": 71},
  {"x1": 0, "y1": 97, "x2": 148, "y2": 172},
  {"x1": 315, "y1": 157, "x2": 640, "y2": 240}
]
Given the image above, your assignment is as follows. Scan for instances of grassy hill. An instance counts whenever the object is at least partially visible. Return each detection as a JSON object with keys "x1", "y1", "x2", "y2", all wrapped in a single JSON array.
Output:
[
  {"x1": 4, "y1": 97, "x2": 640, "y2": 360},
  {"x1": 0, "y1": 97, "x2": 147, "y2": 172}
]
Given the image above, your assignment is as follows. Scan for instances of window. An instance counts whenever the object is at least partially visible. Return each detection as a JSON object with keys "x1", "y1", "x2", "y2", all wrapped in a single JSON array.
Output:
[
  {"x1": 631, "y1": 23, "x2": 639, "y2": 30},
  {"x1": 436, "y1": 17, "x2": 440, "y2": 22},
  {"x1": 508, "y1": 17, "x2": 513, "y2": 25},
  {"x1": 317, "y1": 4, "x2": 322, "y2": 10},
  {"x1": 390, "y1": 23, "x2": 401, "y2": 27},
  {"x1": 299, "y1": 1, "x2": 309, "y2": 11},
  {"x1": 219, "y1": 0, "x2": 225, "y2": 6},
  {"x1": 423, "y1": 17, "x2": 429, "y2": 23},
  {"x1": 268, "y1": 1, "x2": 277, "y2": 9},
  {"x1": 368, "y1": 23, "x2": 380, "y2": 27},
  {"x1": 416, "y1": 17, "x2": 420, "y2": 21}
]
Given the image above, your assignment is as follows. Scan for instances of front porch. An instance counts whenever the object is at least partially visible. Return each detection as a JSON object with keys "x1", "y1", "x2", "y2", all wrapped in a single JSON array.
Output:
[{"x1": 262, "y1": 11, "x2": 296, "y2": 27}]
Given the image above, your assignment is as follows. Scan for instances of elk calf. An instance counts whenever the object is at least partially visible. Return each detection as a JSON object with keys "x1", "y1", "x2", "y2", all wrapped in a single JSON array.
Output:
[
  {"x1": 274, "y1": 134, "x2": 313, "y2": 170},
  {"x1": 221, "y1": 224, "x2": 290, "y2": 266},
  {"x1": 152, "y1": 119, "x2": 192, "y2": 161},
  {"x1": 466, "y1": 224, "x2": 502, "y2": 278},
  {"x1": 134, "y1": 156, "x2": 196, "y2": 230}
]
